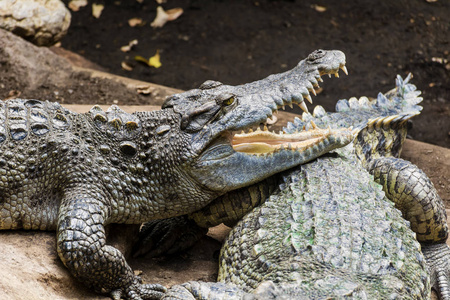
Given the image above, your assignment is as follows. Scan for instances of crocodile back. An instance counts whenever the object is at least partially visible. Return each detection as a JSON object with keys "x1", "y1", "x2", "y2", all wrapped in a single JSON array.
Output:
[
  {"x1": 218, "y1": 149, "x2": 430, "y2": 299},
  {"x1": 0, "y1": 99, "x2": 79, "y2": 230},
  {"x1": 284, "y1": 74, "x2": 422, "y2": 133},
  {"x1": 0, "y1": 99, "x2": 73, "y2": 142}
]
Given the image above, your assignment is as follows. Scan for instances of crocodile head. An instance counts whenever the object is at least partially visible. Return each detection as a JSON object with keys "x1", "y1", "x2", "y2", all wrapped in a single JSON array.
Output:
[{"x1": 161, "y1": 50, "x2": 352, "y2": 194}]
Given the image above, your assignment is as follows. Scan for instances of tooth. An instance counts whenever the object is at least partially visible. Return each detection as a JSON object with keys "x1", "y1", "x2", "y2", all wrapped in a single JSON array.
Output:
[
  {"x1": 341, "y1": 65, "x2": 348, "y2": 75},
  {"x1": 299, "y1": 101, "x2": 309, "y2": 113},
  {"x1": 328, "y1": 74, "x2": 332, "y2": 78},
  {"x1": 310, "y1": 120, "x2": 317, "y2": 129},
  {"x1": 311, "y1": 89, "x2": 317, "y2": 96},
  {"x1": 263, "y1": 124, "x2": 268, "y2": 131},
  {"x1": 334, "y1": 72, "x2": 339, "y2": 78},
  {"x1": 305, "y1": 94, "x2": 313, "y2": 104},
  {"x1": 249, "y1": 128, "x2": 254, "y2": 133},
  {"x1": 282, "y1": 105, "x2": 286, "y2": 110},
  {"x1": 287, "y1": 143, "x2": 292, "y2": 150},
  {"x1": 288, "y1": 103, "x2": 293, "y2": 109},
  {"x1": 317, "y1": 76, "x2": 323, "y2": 82}
]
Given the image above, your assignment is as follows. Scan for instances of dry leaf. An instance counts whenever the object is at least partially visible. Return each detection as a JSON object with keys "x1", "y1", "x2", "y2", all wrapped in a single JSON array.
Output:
[
  {"x1": 128, "y1": 17, "x2": 144, "y2": 27},
  {"x1": 92, "y1": 3, "x2": 104, "y2": 19},
  {"x1": 166, "y1": 8, "x2": 184, "y2": 21},
  {"x1": 120, "y1": 39, "x2": 138, "y2": 52},
  {"x1": 134, "y1": 50, "x2": 162, "y2": 68},
  {"x1": 121, "y1": 61, "x2": 133, "y2": 71},
  {"x1": 68, "y1": 0, "x2": 88, "y2": 11},
  {"x1": 151, "y1": 6, "x2": 183, "y2": 28},
  {"x1": 313, "y1": 4, "x2": 327, "y2": 12},
  {"x1": 136, "y1": 85, "x2": 155, "y2": 95},
  {"x1": 148, "y1": 50, "x2": 162, "y2": 68}
]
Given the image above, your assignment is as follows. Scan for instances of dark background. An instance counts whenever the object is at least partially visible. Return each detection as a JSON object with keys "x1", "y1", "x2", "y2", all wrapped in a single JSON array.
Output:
[{"x1": 61, "y1": 0, "x2": 450, "y2": 148}]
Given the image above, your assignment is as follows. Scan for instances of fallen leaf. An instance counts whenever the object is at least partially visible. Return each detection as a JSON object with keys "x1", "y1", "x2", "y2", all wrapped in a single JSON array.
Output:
[
  {"x1": 166, "y1": 8, "x2": 184, "y2": 21},
  {"x1": 128, "y1": 17, "x2": 143, "y2": 27},
  {"x1": 92, "y1": 3, "x2": 104, "y2": 19},
  {"x1": 5, "y1": 90, "x2": 21, "y2": 100},
  {"x1": 149, "y1": 50, "x2": 162, "y2": 68},
  {"x1": 134, "y1": 50, "x2": 162, "y2": 68},
  {"x1": 121, "y1": 61, "x2": 133, "y2": 71},
  {"x1": 68, "y1": 0, "x2": 88, "y2": 11},
  {"x1": 120, "y1": 39, "x2": 138, "y2": 52},
  {"x1": 151, "y1": 6, "x2": 183, "y2": 28},
  {"x1": 136, "y1": 85, "x2": 155, "y2": 95},
  {"x1": 312, "y1": 4, "x2": 327, "y2": 12}
]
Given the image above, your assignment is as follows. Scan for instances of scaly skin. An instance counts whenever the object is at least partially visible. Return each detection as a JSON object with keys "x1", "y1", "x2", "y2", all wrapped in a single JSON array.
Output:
[
  {"x1": 0, "y1": 50, "x2": 352, "y2": 299},
  {"x1": 150, "y1": 75, "x2": 449, "y2": 299},
  {"x1": 163, "y1": 147, "x2": 430, "y2": 299}
]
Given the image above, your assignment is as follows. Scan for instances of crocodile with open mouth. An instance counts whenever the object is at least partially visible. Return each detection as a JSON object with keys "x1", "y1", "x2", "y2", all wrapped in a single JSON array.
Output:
[
  {"x1": 0, "y1": 50, "x2": 351, "y2": 299},
  {"x1": 142, "y1": 75, "x2": 450, "y2": 299}
]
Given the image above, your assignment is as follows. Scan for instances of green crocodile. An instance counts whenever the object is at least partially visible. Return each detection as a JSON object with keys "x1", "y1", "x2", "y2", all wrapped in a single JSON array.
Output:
[
  {"x1": 141, "y1": 76, "x2": 450, "y2": 299},
  {"x1": 0, "y1": 50, "x2": 352, "y2": 299}
]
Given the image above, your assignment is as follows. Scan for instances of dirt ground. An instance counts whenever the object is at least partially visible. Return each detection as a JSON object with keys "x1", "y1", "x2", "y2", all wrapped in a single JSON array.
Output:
[{"x1": 59, "y1": 0, "x2": 450, "y2": 148}]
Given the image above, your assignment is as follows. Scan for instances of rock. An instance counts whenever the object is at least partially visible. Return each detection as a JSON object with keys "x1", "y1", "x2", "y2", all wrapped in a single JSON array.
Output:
[
  {"x1": 0, "y1": 0, "x2": 71, "y2": 46},
  {"x1": 0, "y1": 28, "x2": 72, "y2": 92}
]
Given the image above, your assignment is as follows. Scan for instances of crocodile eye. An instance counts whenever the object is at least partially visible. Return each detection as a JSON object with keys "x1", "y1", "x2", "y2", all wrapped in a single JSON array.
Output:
[
  {"x1": 215, "y1": 93, "x2": 236, "y2": 107},
  {"x1": 222, "y1": 96, "x2": 235, "y2": 106}
]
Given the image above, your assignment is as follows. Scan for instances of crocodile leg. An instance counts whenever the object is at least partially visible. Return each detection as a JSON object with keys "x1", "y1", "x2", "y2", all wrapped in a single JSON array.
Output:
[
  {"x1": 368, "y1": 157, "x2": 450, "y2": 299},
  {"x1": 132, "y1": 176, "x2": 278, "y2": 258},
  {"x1": 56, "y1": 193, "x2": 166, "y2": 300}
]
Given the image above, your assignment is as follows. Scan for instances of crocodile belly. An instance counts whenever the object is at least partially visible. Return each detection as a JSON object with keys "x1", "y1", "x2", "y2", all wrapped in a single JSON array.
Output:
[{"x1": 219, "y1": 151, "x2": 430, "y2": 299}]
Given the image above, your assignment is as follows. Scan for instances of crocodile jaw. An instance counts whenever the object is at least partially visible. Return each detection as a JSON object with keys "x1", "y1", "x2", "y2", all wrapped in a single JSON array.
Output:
[
  {"x1": 193, "y1": 125, "x2": 354, "y2": 192},
  {"x1": 232, "y1": 124, "x2": 338, "y2": 155}
]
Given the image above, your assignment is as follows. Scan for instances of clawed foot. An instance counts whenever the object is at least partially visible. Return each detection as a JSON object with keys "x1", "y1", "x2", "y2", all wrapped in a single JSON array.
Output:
[
  {"x1": 132, "y1": 216, "x2": 207, "y2": 258},
  {"x1": 422, "y1": 242, "x2": 450, "y2": 300},
  {"x1": 110, "y1": 277, "x2": 167, "y2": 300}
]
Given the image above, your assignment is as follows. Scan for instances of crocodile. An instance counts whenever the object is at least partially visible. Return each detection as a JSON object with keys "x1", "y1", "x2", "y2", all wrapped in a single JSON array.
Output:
[
  {"x1": 0, "y1": 50, "x2": 353, "y2": 299},
  {"x1": 139, "y1": 75, "x2": 450, "y2": 299}
]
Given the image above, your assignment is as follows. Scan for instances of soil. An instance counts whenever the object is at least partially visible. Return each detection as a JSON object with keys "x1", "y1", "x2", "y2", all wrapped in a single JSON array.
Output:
[{"x1": 60, "y1": 0, "x2": 450, "y2": 148}]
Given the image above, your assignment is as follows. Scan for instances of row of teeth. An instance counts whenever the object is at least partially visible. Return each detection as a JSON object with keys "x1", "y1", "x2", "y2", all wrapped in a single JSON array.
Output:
[
  {"x1": 237, "y1": 120, "x2": 329, "y2": 136},
  {"x1": 275, "y1": 65, "x2": 348, "y2": 114}
]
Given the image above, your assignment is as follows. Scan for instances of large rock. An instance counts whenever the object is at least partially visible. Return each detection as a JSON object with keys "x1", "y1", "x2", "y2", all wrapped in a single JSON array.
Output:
[{"x1": 0, "y1": 0, "x2": 71, "y2": 46}]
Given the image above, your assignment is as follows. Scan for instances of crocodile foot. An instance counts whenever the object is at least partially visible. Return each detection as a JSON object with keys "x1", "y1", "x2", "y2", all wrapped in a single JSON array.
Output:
[
  {"x1": 110, "y1": 277, "x2": 167, "y2": 300},
  {"x1": 422, "y1": 242, "x2": 450, "y2": 300},
  {"x1": 132, "y1": 215, "x2": 208, "y2": 258}
]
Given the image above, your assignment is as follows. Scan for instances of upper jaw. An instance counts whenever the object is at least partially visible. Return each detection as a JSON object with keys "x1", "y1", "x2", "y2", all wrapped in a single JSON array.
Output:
[{"x1": 216, "y1": 50, "x2": 347, "y2": 134}]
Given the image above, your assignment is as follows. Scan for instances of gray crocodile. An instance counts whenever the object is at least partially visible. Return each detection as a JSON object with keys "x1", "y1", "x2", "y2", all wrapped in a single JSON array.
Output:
[
  {"x1": 0, "y1": 50, "x2": 353, "y2": 299},
  {"x1": 142, "y1": 76, "x2": 450, "y2": 299}
]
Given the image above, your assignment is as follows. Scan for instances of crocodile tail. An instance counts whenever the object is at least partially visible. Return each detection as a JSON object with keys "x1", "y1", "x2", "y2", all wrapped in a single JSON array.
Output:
[{"x1": 354, "y1": 113, "x2": 417, "y2": 168}]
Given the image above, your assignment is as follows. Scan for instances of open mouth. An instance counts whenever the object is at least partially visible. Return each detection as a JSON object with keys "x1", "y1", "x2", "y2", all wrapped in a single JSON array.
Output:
[{"x1": 231, "y1": 62, "x2": 349, "y2": 155}]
